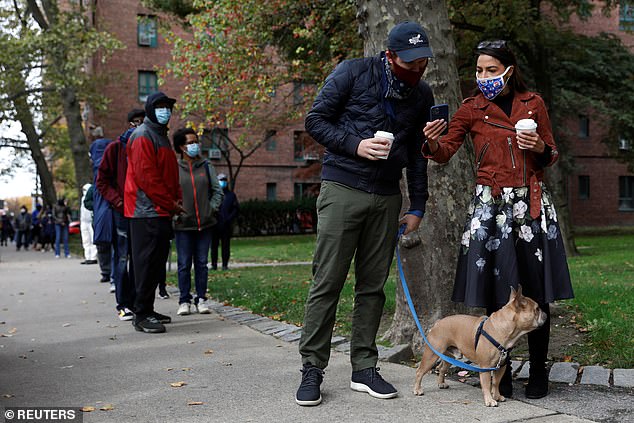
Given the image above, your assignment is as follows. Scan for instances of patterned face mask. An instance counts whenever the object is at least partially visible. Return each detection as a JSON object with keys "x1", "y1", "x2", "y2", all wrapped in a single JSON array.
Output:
[{"x1": 476, "y1": 66, "x2": 511, "y2": 100}]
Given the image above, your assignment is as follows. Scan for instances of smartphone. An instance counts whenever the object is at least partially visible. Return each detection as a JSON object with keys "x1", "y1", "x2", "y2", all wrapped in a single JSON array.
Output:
[{"x1": 430, "y1": 104, "x2": 449, "y2": 135}]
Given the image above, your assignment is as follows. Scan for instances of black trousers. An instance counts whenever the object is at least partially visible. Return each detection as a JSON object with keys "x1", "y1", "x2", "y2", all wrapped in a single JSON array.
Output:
[
  {"x1": 130, "y1": 217, "x2": 172, "y2": 319},
  {"x1": 210, "y1": 224, "x2": 232, "y2": 268}
]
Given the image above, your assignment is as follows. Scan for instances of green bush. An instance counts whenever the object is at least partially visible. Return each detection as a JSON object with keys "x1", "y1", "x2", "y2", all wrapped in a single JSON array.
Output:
[{"x1": 236, "y1": 198, "x2": 317, "y2": 236}]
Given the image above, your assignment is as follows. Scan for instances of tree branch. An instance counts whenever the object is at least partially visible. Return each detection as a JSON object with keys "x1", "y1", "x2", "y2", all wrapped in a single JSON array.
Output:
[
  {"x1": 6, "y1": 87, "x2": 57, "y2": 103},
  {"x1": 26, "y1": 0, "x2": 49, "y2": 30},
  {"x1": 39, "y1": 115, "x2": 63, "y2": 140},
  {"x1": 0, "y1": 137, "x2": 30, "y2": 151}
]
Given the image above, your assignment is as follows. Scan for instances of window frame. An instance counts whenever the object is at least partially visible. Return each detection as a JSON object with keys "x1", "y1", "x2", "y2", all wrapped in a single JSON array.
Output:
[{"x1": 138, "y1": 71, "x2": 158, "y2": 102}]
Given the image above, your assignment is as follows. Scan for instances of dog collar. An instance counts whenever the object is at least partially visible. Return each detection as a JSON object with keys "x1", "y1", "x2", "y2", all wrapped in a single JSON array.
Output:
[{"x1": 475, "y1": 317, "x2": 510, "y2": 367}]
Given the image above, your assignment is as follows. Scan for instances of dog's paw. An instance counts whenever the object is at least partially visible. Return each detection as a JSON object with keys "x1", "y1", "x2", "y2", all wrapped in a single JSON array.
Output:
[
  {"x1": 438, "y1": 383, "x2": 449, "y2": 389},
  {"x1": 413, "y1": 387, "x2": 424, "y2": 396},
  {"x1": 495, "y1": 395, "x2": 506, "y2": 402},
  {"x1": 484, "y1": 398, "x2": 499, "y2": 407}
]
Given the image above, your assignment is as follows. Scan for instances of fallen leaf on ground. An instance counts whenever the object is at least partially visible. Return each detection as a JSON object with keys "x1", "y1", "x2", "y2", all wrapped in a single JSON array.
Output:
[
  {"x1": 457, "y1": 371, "x2": 469, "y2": 377},
  {"x1": 187, "y1": 401, "x2": 203, "y2": 406},
  {"x1": 62, "y1": 323, "x2": 71, "y2": 327},
  {"x1": 204, "y1": 349, "x2": 214, "y2": 355},
  {"x1": 8, "y1": 328, "x2": 17, "y2": 334},
  {"x1": 182, "y1": 367, "x2": 192, "y2": 371},
  {"x1": 80, "y1": 406, "x2": 95, "y2": 412},
  {"x1": 99, "y1": 404, "x2": 114, "y2": 411},
  {"x1": 170, "y1": 381, "x2": 187, "y2": 387},
  {"x1": 3, "y1": 394, "x2": 14, "y2": 398},
  {"x1": 187, "y1": 341, "x2": 195, "y2": 344},
  {"x1": 166, "y1": 368, "x2": 174, "y2": 371},
  {"x1": 217, "y1": 316, "x2": 225, "y2": 321},
  {"x1": 563, "y1": 355, "x2": 573, "y2": 362},
  {"x1": 458, "y1": 378, "x2": 467, "y2": 383}
]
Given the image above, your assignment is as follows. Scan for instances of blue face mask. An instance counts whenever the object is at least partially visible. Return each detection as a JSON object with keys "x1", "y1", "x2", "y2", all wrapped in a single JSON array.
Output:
[
  {"x1": 185, "y1": 143, "x2": 200, "y2": 157},
  {"x1": 155, "y1": 107, "x2": 171, "y2": 124},
  {"x1": 219, "y1": 180, "x2": 228, "y2": 189},
  {"x1": 476, "y1": 66, "x2": 511, "y2": 100}
]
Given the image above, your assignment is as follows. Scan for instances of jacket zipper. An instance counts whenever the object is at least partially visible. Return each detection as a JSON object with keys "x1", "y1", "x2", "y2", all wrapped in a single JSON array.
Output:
[
  {"x1": 189, "y1": 161, "x2": 202, "y2": 230},
  {"x1": 523, "y1": 150, "x2": 527, "y2": 186},
  {"x1": 477, "y1": 143, "x2": 490, "y2": 170},
  {"x1": 507, "y1": 137, "x2": 516, "y2": 169}
]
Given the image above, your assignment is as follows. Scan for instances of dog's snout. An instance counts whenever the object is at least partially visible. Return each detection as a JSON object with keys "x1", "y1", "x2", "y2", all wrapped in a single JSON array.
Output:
[{"x1": 537, "y1": 311, "x2": 547, "y2": 327}]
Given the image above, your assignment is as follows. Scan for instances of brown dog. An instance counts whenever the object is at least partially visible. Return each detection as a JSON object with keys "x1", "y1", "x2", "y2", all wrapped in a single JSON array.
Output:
[{"x1": 413, "y1": 286, "x2": 547, "y2": 406}]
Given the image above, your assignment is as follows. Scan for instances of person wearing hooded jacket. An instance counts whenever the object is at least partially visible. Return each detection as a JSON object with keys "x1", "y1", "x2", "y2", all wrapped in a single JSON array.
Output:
[
  {"x1": 97, "y1": 108, "x2": 145, "y2": 321},
  {"x1": 125, "y1": 92, "x2": 184, "y2": 334},
  {"x1": 172, "y1": 128, "x2": 223, "y2": 316}
]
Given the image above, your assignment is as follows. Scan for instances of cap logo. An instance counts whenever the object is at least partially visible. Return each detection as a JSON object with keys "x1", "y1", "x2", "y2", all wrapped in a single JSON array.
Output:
[{"x1": 409, "y1": 34, "x2": 425, "y2": 45}]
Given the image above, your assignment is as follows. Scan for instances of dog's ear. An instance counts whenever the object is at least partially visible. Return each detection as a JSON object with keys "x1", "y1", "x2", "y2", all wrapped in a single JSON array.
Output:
[
  {"x1": 516, "y1": 284, "x2": 523, "y2": 298},
  {"x1": 509, "y1": 285, "x2": 518, "y2": 303}
]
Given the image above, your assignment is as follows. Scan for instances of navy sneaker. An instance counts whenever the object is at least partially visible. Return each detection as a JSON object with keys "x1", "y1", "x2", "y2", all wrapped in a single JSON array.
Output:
[
  {"x1": 350, "y1": 367, "x2": 398, "y2": 399},
  {"x1": 295, "y1": 364, "x2": 324, "y2": 406}
]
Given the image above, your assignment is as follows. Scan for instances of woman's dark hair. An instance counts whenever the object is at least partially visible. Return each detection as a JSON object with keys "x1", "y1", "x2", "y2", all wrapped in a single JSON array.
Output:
[
  {"x1": 172, "y1": 127, "x2": 197, "y2": 154},
  {"x1": 474, "y1": 41, "x2": 529, "y2": 95}
]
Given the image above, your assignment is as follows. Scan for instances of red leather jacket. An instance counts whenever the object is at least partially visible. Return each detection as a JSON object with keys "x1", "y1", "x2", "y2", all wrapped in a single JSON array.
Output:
[{"x1": 422, "y1": 91, "x2": 559, "y2": 218}]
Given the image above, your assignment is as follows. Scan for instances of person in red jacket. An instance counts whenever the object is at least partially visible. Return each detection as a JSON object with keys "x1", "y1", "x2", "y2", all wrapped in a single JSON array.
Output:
[
  {"x1": 124, "y1": 92, "x2": 184, "y2": 333},
  {"x1": 422, "y1": 40, "x2": 573, "y2": 400},
  {"x1": 97, "y1": 108, "x2": 145, "y2": 321}
]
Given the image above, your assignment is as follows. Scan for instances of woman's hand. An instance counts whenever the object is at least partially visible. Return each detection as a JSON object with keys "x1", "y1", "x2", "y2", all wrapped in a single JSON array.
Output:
[
  {"x1": 516, "y1": 131, "x2": 545, "y2": 153},
  {"x1": 423, "y1": 119, "x2": 447, "y2": 153}
]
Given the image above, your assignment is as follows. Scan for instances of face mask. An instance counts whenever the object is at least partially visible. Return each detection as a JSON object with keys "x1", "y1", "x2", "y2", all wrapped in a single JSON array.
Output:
[
  {"x1": 391, "y1": 60, "x2": 425, "y2": 87},
  {"x1": 219, "y1": 180, "x2": 228, "y2": 189},
  {"x1": 155, "y1": 108, "x2": 171, "y2": 124},
  {"x1": 476, "y1": 66, "x2": 511, "y2": 100},
  {"x1": 185, "y1": 143, "x2": 200, "y2": 157},
  {"x1": 21, "y1": 209, "x2": 26, "y2": 214}
]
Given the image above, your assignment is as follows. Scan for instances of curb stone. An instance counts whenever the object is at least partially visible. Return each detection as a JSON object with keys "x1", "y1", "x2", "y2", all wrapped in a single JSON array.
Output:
[{"x1": 207, "y1": 300, "x2": 634, "y2": 389}]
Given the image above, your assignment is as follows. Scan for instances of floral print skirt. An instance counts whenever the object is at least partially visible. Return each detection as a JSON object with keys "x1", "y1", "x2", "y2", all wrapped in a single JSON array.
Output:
[{"x1": 452, "y1": 184, "x2": 574, "y2": 308}]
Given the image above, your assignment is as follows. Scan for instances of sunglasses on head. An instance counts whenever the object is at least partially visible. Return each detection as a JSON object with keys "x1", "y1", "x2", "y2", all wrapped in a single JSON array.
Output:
[{"x1": 477, "y1": 40, "x2": 507, "y2": 50}]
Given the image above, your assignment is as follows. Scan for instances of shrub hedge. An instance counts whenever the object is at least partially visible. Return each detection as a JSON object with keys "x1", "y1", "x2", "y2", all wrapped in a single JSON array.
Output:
[{"x1": 235, "y1": 198, "x2": 317, "y2": 236}]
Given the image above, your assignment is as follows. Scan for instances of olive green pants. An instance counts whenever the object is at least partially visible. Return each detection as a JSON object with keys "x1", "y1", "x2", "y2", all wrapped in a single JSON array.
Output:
[{"x1": 299, "y1": 181, "x2": 401, "y2": 371}]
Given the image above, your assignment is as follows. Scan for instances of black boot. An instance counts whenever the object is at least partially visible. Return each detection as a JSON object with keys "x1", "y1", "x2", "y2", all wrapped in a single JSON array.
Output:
[{"x1": 526, "y1": 303, "x2": 550, "y2": 399}]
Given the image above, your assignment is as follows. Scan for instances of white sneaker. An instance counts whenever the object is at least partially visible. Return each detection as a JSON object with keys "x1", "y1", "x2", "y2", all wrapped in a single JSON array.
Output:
[
  {"x1": 177, "y1": 303, "x2": 191, "y2": 316},
  {"x1": 198, "y1": 299, "x2": 211, "y2": 314},
  {"x1": 109, "y1": 283, "x2": 116, "y2": 293}
]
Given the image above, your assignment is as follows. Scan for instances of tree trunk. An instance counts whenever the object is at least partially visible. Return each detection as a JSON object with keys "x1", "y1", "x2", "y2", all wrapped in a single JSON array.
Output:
[
  {"x1": 60, "y1": 87, "x2": 92, "y2": 198},
  {"x1": 356, "y1": 0, "x2": 476, "y2": 353},
  {"x1": 13, "y1": 81, "x2": 56, "y2": 206}
]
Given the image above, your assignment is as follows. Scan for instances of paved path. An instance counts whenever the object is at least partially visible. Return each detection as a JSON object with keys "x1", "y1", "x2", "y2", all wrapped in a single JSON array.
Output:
[{"x1": 0, "y1": 245, "x2": 631, "y2": 422}]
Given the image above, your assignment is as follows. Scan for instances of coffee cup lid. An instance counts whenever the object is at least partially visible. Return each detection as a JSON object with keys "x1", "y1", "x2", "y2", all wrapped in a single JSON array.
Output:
[
  {"x1": 515, "y1": 119, "x2": 537, "y2": 130},
  {"x1": 374, "y1": 131, "x2": 395, "y2": 140}
]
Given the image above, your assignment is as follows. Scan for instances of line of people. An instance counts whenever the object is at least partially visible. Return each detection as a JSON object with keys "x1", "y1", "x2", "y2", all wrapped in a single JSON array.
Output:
[{"x1": 92, "y1": 93, "x2": 238, "y2": 333}]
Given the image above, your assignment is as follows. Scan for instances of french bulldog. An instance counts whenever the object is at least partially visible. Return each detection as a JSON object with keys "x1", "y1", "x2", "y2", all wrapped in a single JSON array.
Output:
[{"x1": 413, "y1": 285, "x2": 547, "y2": 406}]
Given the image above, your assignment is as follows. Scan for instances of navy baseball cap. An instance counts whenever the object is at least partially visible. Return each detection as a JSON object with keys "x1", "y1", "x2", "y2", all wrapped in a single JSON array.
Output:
[{"x1": 387, "y1": 21, "x2": 433, "y2": 62}]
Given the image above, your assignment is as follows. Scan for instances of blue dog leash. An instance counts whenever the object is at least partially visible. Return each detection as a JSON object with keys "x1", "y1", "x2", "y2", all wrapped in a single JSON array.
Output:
[{"x1": 395, "y1": 224, "x2": 499, "y2": 372}]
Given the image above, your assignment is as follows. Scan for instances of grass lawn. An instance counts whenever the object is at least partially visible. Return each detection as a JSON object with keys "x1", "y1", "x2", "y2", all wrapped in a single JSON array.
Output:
[{"x1": 165, "y1": 233, "x2": 633, "y2": 368}]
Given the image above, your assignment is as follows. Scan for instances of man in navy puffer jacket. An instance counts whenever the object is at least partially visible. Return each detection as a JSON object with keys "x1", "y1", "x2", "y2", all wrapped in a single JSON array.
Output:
[{"x1": 296, "y1": 21, "x2": 435, "y2": 406}]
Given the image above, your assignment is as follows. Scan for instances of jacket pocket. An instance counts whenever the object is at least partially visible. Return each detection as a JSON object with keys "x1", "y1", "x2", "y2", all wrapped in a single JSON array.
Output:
[{"x1": 476, "y1": 143, "x2": 490, "y2": 170}]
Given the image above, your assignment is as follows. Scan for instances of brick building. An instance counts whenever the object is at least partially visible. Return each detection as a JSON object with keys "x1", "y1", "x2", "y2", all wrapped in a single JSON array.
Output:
[
  {"x1": 87, "y1": 0, "x2": 321, "y2": 203},
  {"x1": 87, "y1": 1, "x2": 633, "y2": 226},
  {"x1": 563, "y1": 2, "x2": 634, "y2": 227}
]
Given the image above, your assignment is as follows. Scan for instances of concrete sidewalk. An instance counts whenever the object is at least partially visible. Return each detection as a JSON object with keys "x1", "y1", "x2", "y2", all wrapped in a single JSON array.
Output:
[{"x1": 0, "y1": 245, "x2": 628, "y2": 422}]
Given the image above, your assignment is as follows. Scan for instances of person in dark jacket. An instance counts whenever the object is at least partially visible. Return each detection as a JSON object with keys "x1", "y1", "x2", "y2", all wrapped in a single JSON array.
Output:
[
  {"x1": 172, "y1": 128, "x2": 223, "y2": 316},
  {"x1": 97, "y1": 108, "x2": 145, "y2": 321},
  {"x1": 14, "y1": 205, "x2": 32, "y2": 251},
  {"x1": 422, "y1": 40, "x2": 573, "y2": 400},
  {"x1": 125, "y1": 92, "x2": 184, "y2": 334},
  {"x1": 295, "y1": 21, "x2": 434, "y2": 406},
  {"x1": 1, "y1": 212, "x2": 13, "y2": 246},
  {"x1": 90, "y1": 136, "x2": 114, "y2": 286},
  {"x1": 53, "y1": 199, "x2": 71, "y2": 258},
  {"x1": 30, "y1": 204, "x2": 42, "y2": 250},
  {"x1": 210, "y1": 173, "x2": 238, "y2": 271},
  {"x1": 40, "y1": 207, "x2": 55, "y2": 252}
]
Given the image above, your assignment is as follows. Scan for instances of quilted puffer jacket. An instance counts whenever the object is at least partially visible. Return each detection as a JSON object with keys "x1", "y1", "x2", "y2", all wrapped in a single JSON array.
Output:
[{"x1": 305, "y1": 54, "x2": 434, "y2": 212}]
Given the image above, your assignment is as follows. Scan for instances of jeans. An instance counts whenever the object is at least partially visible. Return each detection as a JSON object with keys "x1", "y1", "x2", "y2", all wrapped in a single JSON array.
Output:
[
  {"x1": 55, "y1": 224, "x2": 69, "y2": 256},
  {"x1": 175, "y1": 228, "x2": 212, "y2": 304},
  {"x1": 113, "y1": 210, "x2": 135, "y2": 311}
]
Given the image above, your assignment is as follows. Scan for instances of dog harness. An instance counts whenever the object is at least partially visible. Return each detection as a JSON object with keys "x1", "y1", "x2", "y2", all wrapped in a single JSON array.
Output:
[{"x1": 475, "y1": 317, "x2": 510, "y2": 368}]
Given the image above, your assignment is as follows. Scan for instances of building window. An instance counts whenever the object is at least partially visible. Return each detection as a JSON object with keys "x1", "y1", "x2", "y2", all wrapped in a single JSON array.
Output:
[
  {"x1": 578, "y1": 175, "x2": 590, "y2": 200},
  {"x1": 619, "y1": 176, "x2": 634, "y2": 211},
  {"x1": 578, "y1": 115, "x2": 590, "y2": 138},
  {"x1": 620, "y1": 1, "x2": 634, "y2": 31},
  {"x1": 619, "y1": 137, "x2": 632, "y2": 151},
  {"x1": 294, "y1": 130, "x2": 319, "y2": 161},
  {"x1": 294, "y1": 183, "x2": 320, "y2": 199},
  {"x1": 266, "y1": 138, "x2": 276, "y2": 151},
  {"x1": 138, "y1": 71, "x2": 158, "y2": 102},
  {"x1": 138, "y1": 15, "x2": 158, "y2": 47},
  {"x1": 266, "y1": 183, "x2": 277, "y2": 201}
]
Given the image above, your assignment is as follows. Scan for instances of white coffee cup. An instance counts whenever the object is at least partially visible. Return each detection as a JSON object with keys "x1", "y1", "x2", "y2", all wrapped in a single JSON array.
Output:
[
  {"x1": 374, "y1": 131, "x2": 394, "y2": 159},
  {"x1": 515, "y1": 119, "x2": 537, "y2": 149}
]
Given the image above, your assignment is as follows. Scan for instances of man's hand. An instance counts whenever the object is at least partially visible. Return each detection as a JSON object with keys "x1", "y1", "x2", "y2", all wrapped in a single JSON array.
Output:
[
  {"x1": 172, "y1": 201, "x2": 186, "y2": 216},
  {"x1": 399, "y1": 213, "x2": 422, "y2": 235},
  {"x1": 356, "y1": 137, "x2": 391, "y2": 160}
]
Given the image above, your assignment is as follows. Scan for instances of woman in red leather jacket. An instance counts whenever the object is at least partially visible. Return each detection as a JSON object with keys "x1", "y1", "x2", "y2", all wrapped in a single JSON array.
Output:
[{"x1": 422, "y1": 40, "x2": 574, "y2": 400}]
